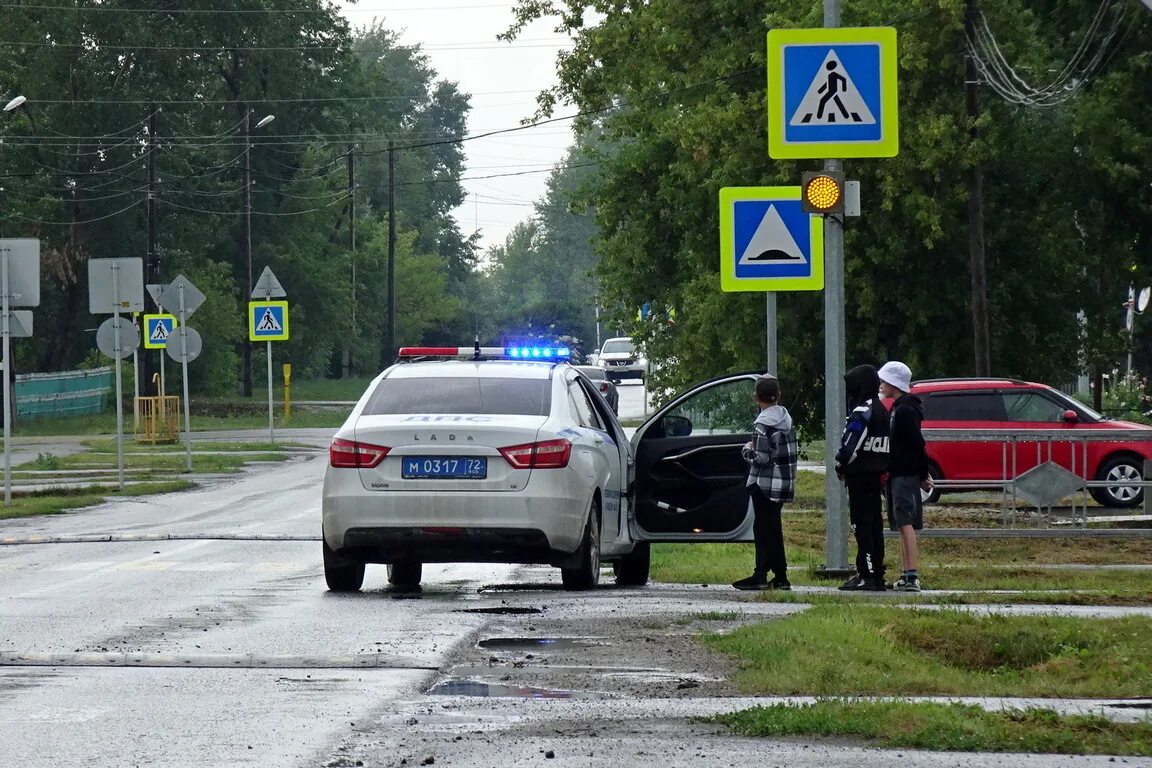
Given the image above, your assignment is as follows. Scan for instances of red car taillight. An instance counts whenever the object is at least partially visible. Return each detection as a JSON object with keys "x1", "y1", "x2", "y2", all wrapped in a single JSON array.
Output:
[
  {"x1": 329, "y1": 438, "x2": 390, "y2": 468},
  {"x1": 499, "y1": 438, "x2": 572, "y2": 469},
  {"x1": 599, "y1": 382, "x2": 610, "y2": 393}
]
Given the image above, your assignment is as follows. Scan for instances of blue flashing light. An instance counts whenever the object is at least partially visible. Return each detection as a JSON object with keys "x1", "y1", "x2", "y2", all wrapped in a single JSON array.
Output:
[{"x1": 502, "y1": 345, "x2": 571, "y2": 361}]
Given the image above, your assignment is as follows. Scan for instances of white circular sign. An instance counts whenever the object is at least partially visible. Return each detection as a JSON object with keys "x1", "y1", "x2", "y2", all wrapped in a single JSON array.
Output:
[
  {"x1": 95, "y1": 316, "x2": 138, "y2": 360},
  {"x1": 165, "y1": 326, "x2": 202, "y2": 363}
]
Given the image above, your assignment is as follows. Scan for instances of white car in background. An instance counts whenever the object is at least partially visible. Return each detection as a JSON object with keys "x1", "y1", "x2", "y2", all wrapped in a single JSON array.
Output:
[
  {"x1": 322, "y1": 345, "x2": 771, "y2": 592},
  {"x1": 597, "y1": 336, "x2": 647, "y2": 383}
]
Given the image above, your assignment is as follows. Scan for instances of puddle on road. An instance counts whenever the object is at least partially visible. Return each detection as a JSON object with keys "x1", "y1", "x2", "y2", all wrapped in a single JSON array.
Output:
[
  {"x1": 476, "y1": 583, "x2": 563, "y2": 594},
  {"x1": 455, "y1": 606, "x2": 543, "y2": 615},
  {"x1": 426, "y1": 679, "x2": 592, "y2": 698},
  {"x1": 1107, "y1": 700, "x2": 1152, "y2": 709},
  {"x1": 477, "y1": 637, "x2": 597, "y2": 652}
]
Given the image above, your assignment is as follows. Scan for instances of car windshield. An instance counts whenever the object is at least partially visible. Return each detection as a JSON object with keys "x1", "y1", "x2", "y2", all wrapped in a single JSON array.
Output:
[
  {"x1": 1051, "y1": 389, "x2": 1104, "y2": 421},
  {"x1": 363, "y1": 376, "x2": 551, "y2": 416},
  {"x1": 601, "y1": 339, "x2": 634, "y2": 354}
]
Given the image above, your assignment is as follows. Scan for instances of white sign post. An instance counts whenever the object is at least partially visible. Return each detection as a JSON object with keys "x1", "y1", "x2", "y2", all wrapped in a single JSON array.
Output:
[
  {"x1": 90, "y1": 258, "x2": 144, "y2": 491},
  {"x1": 158, "y1": 275, "x2": 205, "y2": 473},
  {"x1": 0, "y1": 239, "x2": 40, "y2": 506},
  {"x1": 251, "y1": 266, "x2": 287, "y2": 445}
]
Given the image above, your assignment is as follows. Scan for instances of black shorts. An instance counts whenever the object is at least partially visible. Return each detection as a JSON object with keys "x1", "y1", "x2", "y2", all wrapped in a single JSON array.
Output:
[{"x1": 886, "y1": 475, "x2": 923, "y2": 531}]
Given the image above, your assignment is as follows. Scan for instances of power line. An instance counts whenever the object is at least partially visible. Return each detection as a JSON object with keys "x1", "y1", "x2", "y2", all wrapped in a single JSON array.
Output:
[
  {"x1": 0, "y1": 39, "x2": 565, "y2": 52},
  {"x1": 16, "y1": 89, "x2": 540, "y2": 106}
]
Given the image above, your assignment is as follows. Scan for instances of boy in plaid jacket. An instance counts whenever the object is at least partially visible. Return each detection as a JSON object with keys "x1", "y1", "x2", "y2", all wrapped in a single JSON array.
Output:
[{"x1": 733, "y1": 375, "x2": 799, "y2": 591}]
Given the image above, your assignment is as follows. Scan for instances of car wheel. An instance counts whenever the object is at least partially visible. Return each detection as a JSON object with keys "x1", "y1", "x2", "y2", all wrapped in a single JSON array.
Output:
[
  {"x1": 613, "y1": 542, "x2": 650, "y2": 587},
  {"x1": 387, "y1": 561, "x2": 422, "y2": 588},
  {"x1": 561, "y1": 498, "x2": 601, "y2": 591},
  {"x1": 323, "y1": 538, "x2": 364, "y2": 592},
  {"x1": 922, "y1": 464, "x2": 942, "y2": 505},
  {"x1": 1091, "y1": 456, "x2": 1144, "y2": 508}
]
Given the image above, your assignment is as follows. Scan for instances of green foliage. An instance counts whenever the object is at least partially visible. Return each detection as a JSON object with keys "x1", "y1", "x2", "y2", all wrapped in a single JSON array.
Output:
[
  {"x1": 0, "y1": 2, "x2": 476, "y2": 392},
  {"x1": 714, "y1": 701, "x2": 1152, "y2": 755},
  {"x1": 702, "y1": 606, "x2": 1152, "y2": 697},
  {"x1": 502, "y1": 0, "x2": 1152, "y2": 422}
]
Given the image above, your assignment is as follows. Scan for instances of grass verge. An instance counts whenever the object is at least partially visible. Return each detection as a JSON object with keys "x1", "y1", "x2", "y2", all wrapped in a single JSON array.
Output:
[
  {"x1": 17, "y1": 451, "x2": 287, "y2": 475},
  {"x1": 701, "y1": 605, "x2": 1152, "y2": 698},
  {"x1": 0, "y1": 481, "x2": 196, "y2": 520},
  {"x1": 712, "y1": 701, "x2": 1152, "y2": 755}
]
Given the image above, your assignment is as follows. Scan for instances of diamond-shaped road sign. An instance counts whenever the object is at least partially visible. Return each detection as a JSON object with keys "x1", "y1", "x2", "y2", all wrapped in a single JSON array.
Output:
[
  {"x1": 1014, "y1": 461, "x2": 1086, "y2": 508},
  {"x1": 153, "y1": 275, "x2": 206, "y2": 320},
  {"x1": 252, "y1": 266, "x2": 287, "y2": 300}
]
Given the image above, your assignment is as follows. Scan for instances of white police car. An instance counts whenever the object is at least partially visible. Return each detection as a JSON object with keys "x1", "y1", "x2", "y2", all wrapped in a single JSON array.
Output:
[{"x1": 321, "y1": 344, "x2": 769, "y2": 592}]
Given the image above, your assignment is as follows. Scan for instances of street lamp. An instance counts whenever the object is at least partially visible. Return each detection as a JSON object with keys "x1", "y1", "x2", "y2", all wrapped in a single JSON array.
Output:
[
  {"x1": 242, "y1": 110, "x2": 274, "y2": 396},
  {"x1": 3, "y1": 96, "x2": 26, "y2": 113}
]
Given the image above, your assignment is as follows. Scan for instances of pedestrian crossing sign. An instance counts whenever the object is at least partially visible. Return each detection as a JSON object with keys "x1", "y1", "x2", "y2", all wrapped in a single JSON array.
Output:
[
  {"x1": 143, "y1": 314, "x2": 177, "y2": 349},
  {"x1": 249, "y1": 301, "x2": 289, "y2": 342},
  {"x1": 767, "y1": 27, "x2": 899, "y2": 159}
]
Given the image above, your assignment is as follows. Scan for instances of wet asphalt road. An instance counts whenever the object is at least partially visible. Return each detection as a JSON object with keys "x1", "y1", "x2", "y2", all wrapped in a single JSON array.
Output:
[{"x1": 0, "y1": 453, "x2": 524, "y2": 767}]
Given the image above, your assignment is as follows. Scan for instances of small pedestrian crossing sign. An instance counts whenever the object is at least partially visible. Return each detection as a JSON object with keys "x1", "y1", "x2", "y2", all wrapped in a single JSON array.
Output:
[
  {"x1": 143, "y1": 314, "x2": 177, "y2": 349},
  {"x1": 249, "y1": 301, "x2": 289, "y2": 342},
  {"x1": 767, "y1": 26, "x2": 898, "y2": 159}
]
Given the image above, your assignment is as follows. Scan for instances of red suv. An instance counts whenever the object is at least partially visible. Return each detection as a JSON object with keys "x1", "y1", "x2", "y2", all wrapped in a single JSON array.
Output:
[{"x1": 906, "y1": 378, "x2": 1149, "y2": 508}]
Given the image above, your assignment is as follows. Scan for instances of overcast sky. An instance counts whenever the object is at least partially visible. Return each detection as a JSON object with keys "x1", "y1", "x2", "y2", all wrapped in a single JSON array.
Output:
[{"x1": 336, "y1": 1, "x2": 576, "y2": 255}]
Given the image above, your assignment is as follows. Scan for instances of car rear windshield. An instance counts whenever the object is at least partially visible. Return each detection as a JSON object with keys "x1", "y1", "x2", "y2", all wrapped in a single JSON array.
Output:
[
  {"x1": 601, "y1": 339, "x2": 634, "y2": 354},
  {"x1": 363, "y1": 376, "x2": 551, "y2": 416}
]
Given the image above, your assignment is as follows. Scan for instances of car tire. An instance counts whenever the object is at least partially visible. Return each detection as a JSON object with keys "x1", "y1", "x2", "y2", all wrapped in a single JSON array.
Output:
[
  {"x1": 922, "y1": 464, "x2": 942, "y2": 505},
  {"x1": 387, "y1": 561, "x2": 422, "y2": 588},
  {"x1": 561, "y1": 499, "x2": 601, "y2": 591},
  {"x1": 613, "y1": 542, "x2": 650, "y2": 586},
  {"x1": 323, "y1": 538, "x2": 365, "y2": 592},
  {"x1": 1091, "y1": 455, "x2": 1144, "y2": 508}
]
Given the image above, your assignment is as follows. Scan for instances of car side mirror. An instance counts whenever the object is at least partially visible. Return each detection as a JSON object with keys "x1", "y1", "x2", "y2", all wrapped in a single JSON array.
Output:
[
  {"x1": 1062, "y1": 409, "x2": 1079, "y2": 423},
  {"x1": 661, "y1": 414, "x2": 692, "y2": 437}
]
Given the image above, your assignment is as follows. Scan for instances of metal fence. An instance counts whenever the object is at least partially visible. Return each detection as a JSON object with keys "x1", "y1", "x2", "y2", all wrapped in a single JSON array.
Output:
[
  {"x1": 14, "y1": 367, "x2": 113, "y2": 418},
  {"x1": 918, "y1": 427, "x2": 1152, "y2": 537}
]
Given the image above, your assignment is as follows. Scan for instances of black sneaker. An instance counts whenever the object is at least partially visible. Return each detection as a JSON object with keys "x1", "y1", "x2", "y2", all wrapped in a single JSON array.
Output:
[
  {"x1": 732, "y1": 575, "x2": 770, "y2": 590},
  {"x1": 865, "y1": 576, "x2": 889, "y2": 591},
  {"x1": 770, "y1": 577, "x2": 792, "y2": 591},
  {"x1": 839, "y1": 574, "x2": 868, "y2": 591}
]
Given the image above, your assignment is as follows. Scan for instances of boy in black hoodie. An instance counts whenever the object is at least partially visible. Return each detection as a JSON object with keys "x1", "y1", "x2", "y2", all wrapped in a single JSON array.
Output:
[
  {"x1": 835, "y1": 364, "x2": 890, "y2": 591},
  {"x1": 878, "y1": 360, "x2": 931, "y2": 592}
]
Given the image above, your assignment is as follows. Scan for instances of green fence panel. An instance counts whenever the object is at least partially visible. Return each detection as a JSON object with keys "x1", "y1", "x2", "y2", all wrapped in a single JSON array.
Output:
[{"x1": 14, "y1": 367, "x2": 113, "y2": 418}]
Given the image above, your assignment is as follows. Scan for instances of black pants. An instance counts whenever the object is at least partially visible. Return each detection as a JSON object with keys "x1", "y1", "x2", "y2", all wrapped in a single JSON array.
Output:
[
  {"x1": 847, "y1": 473, "x2": 885, "y2": 580},
  {"x1": 749, "y1": 486, "x2": 787, "y2": 580}
]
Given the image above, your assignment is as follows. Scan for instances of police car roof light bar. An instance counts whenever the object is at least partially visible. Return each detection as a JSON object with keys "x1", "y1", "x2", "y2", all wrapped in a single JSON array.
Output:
[{"x1": 396, "y1": 345, "x2": 572, "y2": 361}]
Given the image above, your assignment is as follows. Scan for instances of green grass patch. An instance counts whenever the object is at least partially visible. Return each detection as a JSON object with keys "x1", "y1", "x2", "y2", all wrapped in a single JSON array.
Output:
[
  {"x1": 702, "y1": 606, "x2": 1152, "y2": 698},
  {"x1": 16, "y1": 451, "x2": 288, "y2": 475},
  {"x1": 0, "y1": 480, "x2": 196, "y2": 519},
  {"x1": 274, "y1": 377, "x2": 372, "y2": 401},
  {"x1": 80, "y1": 439, "x2": 313, "y2": 454},
  {"x1": 13, "y1": 408, "x2": 346, "y2": 436},
  {"x1": 712, "y1": 700, "x2": 1152, "y2": 755}
]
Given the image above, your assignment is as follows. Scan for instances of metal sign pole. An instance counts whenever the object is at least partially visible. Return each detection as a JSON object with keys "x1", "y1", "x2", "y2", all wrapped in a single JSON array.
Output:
[
  {"x1": 179, "y1": 285, "x2": 192, "y2": 472},
  {"x1": 820, "y1": 0, "x2": 850, "y2": 575},
  {"x1": 266, "y1": 340, "x2": 274, "y2": 444},
  {"x1": 766, "y1": 292, "x2": 777, "y2": 373},
  {"x1": 2, "y1": 248, "x2": 10, "y2": 507},
  {"x1": 111, "y1": 263, "x2": 125, "y2": 491}
]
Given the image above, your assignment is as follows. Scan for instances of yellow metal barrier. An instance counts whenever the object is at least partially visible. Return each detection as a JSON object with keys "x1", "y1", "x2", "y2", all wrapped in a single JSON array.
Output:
[{"x1": 135, "y1": 395, "x2": 180, "y2": 444}]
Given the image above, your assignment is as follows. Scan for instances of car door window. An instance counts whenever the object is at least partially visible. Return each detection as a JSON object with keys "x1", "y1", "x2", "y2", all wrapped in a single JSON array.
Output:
[
  {"x1": 569, "y1": 383, "x2": 604, "y2": 431},
  {"x1": 922, "y1": 392, "x2": 1006, "y2": 421},
  {"x1": 1002, "y1": 392, "x2": 1065, "y2": 422},
  {"x1": 659, "y1": 379, "x2": 758, "y2": 436}
]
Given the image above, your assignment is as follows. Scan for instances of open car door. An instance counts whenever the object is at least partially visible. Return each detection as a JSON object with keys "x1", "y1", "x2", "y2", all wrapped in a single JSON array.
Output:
[{"x1": 629, "y1": 372, "x2": 763, "y2": 542}]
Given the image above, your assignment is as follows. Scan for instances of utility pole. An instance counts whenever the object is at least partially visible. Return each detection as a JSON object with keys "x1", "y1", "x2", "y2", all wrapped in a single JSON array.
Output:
[
  {"x1": 241, "y1": 108, "x2": 253, "y2": 396},
  {"x1": 966, "y1": 0, "x2": 991, "y2": 375},
  {"x1": 344, "y1": 144, "x2": 356, "y2": 378},
  {"x1": 385, "y1": 140, "x2": 396, "y2": 367},
  {"x1": 819, "y1": 0, "x2": 851, "y2": 577},
  {"x1": 144, "y1": 104, "x2": 159, "y2": 396}
]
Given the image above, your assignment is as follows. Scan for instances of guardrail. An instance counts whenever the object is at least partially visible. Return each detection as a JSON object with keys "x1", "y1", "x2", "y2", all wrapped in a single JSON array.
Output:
[{"x1": 920, "y1": 428, "x2": 1152, "y2": 532}]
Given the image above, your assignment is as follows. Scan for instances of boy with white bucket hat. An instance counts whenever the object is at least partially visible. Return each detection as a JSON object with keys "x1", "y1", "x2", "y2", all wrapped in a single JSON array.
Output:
[{"x1": 878, "y1": 361, "x2": 932, "y2": 592}]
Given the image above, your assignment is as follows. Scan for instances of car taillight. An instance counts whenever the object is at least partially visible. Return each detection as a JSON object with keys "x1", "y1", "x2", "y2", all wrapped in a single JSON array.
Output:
[
  {"x1": 599, "y1": 382, "x2": 610, "y2": 393},
  {"x1": 329, "y1": 438, "x2": 390, "y2": 468},
  {"x1": 499, "y1": 438, "x2": 572, "y2": 469}
]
